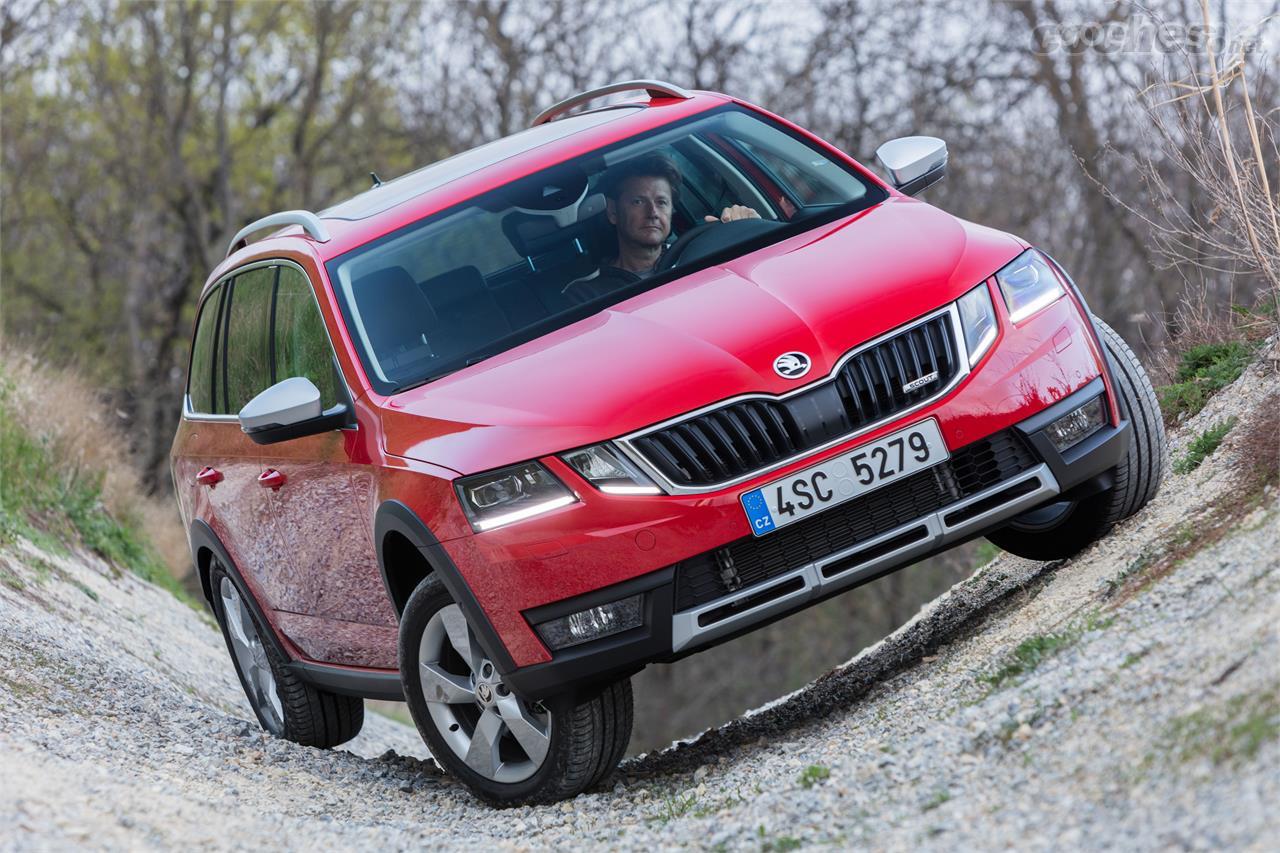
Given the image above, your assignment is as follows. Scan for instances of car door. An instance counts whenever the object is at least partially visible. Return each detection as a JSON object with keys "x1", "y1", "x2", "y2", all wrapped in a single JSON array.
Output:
[
  {"x1": 172, "y1": 269, "x2": 279, "y2": 613},
  {"x1": 257, "y1": 262, "x2": 397, "y2": 668}
]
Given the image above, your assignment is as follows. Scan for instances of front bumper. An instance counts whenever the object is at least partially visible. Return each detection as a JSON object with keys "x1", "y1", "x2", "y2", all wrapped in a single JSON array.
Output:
[{"x1": 503, "y1": 377, "x2": 1128, "y2": 699}]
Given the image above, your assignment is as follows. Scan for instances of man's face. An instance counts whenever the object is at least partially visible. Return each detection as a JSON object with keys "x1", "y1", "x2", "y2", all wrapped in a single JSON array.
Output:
[{"x1": 607, "y1": 176, "x2": 673, "y2": 250}]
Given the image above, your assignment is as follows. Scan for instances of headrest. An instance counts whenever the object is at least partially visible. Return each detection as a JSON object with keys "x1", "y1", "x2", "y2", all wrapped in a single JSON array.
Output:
[
  {"x1": 502, "y1": 213, "x2": 560, "y2": 257},
  {"x1": 421, "y1": 265, "x2": 488, "y2": 310},
  {"x1": 577, "y1": 193, "x2": 606, "y2": 222},
  {"x1": 352, "y1": 265, "x2": 437, "y2": 340}
]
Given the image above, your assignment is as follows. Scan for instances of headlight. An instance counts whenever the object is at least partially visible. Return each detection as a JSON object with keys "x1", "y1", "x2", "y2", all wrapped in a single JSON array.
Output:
[
  {"x1": 996, "y1": 249, "x2": 1064, "y2": 323},
  {"x1": 957, "y1": 283, "x2": 997, "y2": 367},
  {"x1": 561, "y1": 444, "x2": 663, "y2": 495},
  {"x1": 455, "y1": 462, "x2": 576, "y2": 532}
]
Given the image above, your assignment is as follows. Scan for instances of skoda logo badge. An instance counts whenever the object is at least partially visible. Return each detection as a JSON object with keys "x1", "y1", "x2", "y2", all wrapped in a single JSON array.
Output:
[{"x1": 773, "y1": 352, "x2": 812, "y2": 380}]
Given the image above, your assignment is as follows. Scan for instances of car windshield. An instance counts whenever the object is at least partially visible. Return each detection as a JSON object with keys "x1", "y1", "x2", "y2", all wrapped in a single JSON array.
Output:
[{"x1": 325, "y1": 105, "x2": 886, "y2": 395}]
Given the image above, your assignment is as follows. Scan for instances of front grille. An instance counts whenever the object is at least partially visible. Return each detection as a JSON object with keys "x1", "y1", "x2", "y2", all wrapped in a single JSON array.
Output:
[
  {"x1": 631, "y1": 311, "x2": 960, "y2": 488},
  {"x1": 673, "y1": 428, "x2": 1038, "y2": 611}
]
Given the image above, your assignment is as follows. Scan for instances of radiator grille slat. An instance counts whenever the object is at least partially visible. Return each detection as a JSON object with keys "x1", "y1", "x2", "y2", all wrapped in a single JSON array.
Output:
[{"x1": 631, "y1": 312, "x2": 961, "y2": 488}]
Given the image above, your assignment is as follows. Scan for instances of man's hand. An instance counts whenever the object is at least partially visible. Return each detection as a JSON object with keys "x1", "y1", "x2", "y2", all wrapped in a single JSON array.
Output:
[{"x1": 705, "y1": 204, "x2": 761, "y2": 223}]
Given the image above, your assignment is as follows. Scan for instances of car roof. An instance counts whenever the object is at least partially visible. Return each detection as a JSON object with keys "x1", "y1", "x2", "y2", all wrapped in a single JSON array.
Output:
[{"x1": 212, "y1": 90, "x2": 731, "y2": 284}]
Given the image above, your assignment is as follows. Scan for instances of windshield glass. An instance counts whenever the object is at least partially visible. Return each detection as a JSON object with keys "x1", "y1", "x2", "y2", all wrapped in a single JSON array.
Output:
[{"x1": 326, "y1": 105, "x2": 885, "y2": 395}]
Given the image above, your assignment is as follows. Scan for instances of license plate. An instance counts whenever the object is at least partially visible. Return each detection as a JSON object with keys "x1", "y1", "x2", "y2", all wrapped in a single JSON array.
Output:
[{"x1": 740, "y1": 419, "x2": 949, "y2": 536}]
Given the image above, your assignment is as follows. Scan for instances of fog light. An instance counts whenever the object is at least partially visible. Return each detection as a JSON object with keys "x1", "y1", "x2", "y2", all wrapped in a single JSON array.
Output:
[
  {"x1": 1045, "y1": 395, "x2": 1106, "y2": 451},
  {"x1": 535, "y1": 594, "x2": 644, "y2": 650}
]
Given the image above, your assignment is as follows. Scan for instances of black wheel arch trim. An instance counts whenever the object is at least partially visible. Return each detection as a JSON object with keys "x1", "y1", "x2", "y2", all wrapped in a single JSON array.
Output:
[
  {"x1": 188, "y1": 519, "x2": 292, "y2": 664},
  {"x1": 374, "y1": 500, "x2": 517, "y2": 675},
  {"x1": 190, "y1": 519, "x2": 404, "y2": 701}
]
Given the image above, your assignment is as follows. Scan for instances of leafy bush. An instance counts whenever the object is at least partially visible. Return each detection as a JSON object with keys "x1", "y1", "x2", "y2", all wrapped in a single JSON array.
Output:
[
  {"x1": 1173, "y1": 418, "x2": 1237, "y2": 475},
  {"x1": 1157, "y1": 342, "x2": 1257, "y2": 422}
]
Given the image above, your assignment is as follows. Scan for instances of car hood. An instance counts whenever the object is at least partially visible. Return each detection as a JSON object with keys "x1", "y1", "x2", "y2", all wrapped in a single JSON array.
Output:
[{"x1": 382, "y1": 197, "x2": 1025, "y2": 474}]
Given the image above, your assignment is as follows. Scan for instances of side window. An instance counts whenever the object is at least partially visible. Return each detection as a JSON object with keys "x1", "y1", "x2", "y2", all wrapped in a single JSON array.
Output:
[
  {"x1": 187, "y1": 285, "x2": 223, "y2": 414},
  {"x1": 273, "y1": 266, "x2": 343, "y2": 409},
  {"x1": 737, "y1": 138, "x2": 850, "y2": 206},
  {"x1": 222, "y1": 266, "x2": 275, "y2": 414}
]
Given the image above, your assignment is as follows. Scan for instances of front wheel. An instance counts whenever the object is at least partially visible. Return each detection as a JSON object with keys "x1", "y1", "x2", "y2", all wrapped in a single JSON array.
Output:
[
  {"x1": 398, "y1": 577, "x2": 632, "y2": 805},
  {"x1": 987, "y1": 318, "x2": 1167, "y2": 560}
]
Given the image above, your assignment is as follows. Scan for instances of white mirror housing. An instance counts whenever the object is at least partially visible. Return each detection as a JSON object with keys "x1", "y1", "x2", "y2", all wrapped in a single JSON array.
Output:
[
  {"x1": 238, "y1": 377, "x2": 323, "y2": 433},
  {"x1": 875, "y1": 136, "x2": 948, "y2": 196}
]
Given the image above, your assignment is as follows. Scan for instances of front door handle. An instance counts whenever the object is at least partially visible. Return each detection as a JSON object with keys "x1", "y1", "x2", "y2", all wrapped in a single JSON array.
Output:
[
  {"x1": 257, "y1": 469, "x2": 286, "y2": 491},
  {"x1": 195, "y1": 466, "x2": 223, "y2": 488}
]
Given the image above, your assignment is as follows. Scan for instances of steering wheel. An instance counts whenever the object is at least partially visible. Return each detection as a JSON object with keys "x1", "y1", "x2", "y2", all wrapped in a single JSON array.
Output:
[{"x1": 657, "y1": 218, "x2": 785, "y2": 273}]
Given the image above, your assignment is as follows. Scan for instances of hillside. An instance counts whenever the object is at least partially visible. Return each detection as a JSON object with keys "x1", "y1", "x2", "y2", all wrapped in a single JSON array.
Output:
[{"x1": 0, "y1": 349, "x2": 1276, "y2": 850}]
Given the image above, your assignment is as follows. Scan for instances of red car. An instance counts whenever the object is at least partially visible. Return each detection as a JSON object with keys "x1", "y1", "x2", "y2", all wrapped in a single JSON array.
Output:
[{"x1": 171, "y1": 81, "x2": 1165, "y2": 804}]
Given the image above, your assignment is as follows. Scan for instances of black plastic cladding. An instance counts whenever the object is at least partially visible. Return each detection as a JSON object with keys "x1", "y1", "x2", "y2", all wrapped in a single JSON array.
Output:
[{"x1": 634, "y1": 313, "x2": 959, "y2": 487}]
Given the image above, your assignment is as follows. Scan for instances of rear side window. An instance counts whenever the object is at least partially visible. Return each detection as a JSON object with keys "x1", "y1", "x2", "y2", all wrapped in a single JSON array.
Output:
[
  {"x1": 274, "y1": 266, "x2": 342, "y2": 409},
  {"x1": 187, "y1": 285, "x2": 223, "y2": 414},
  {"x1": 222, "y1": 267, "x2": 275, "y2": 414}
]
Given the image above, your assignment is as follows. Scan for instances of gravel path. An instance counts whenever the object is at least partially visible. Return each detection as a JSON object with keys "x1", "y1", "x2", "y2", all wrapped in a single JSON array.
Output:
[{"x1": 1, "y1": 356, "x2": 1275, "y2": 851}]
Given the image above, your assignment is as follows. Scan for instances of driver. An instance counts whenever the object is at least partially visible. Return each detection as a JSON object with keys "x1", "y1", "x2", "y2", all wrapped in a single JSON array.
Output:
[{"x1": 563, "y1": 152, "x2": 760, "y2": 305}]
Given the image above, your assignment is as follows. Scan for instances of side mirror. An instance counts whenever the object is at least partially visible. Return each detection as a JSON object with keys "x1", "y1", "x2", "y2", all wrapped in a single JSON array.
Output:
[
  {"x1": 238, "y1": 377, "x2": 352, "y2": 445},
  {"x1": 875, "y1": 136, "x2": 947, "y2": 196}
]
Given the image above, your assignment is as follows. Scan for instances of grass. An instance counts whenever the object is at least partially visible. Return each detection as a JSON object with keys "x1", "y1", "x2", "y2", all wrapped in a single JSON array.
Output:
[
  {"x1": 1121, "y1": 649, "x2": 1151, "y2": 669},
  {"x1": 797, "y1": 764, "x2": 830, "y2": 789},
  {"x1": 972, "y1": 540, "x2": 1003, "y2": 570},
  {"x1": 650, "y1": 791, "x2": 700, "y2": 824},
  {"x1": 979, "y1": 612, "x2": 1113, "y2": 692},
  {"x1": 1160, "y1": 689, "x2": 1279, "y2": 766},
  {"x1": 757, "y1": 826, "x2": 803, "y2": 852},
  {"x1": 1106, "y1": 395, "x2": 1278, "y2": 604},
  {"x1": 921, "y1": 788, "x2": 952, "y2": 812},
  {"x1": 1156, "y1": 341, "x2": 1257, "y2": 423},
  {"x1": 0, "y1": 357, "x2": 197, "y2": 609},
  {"x1": 1173, "y1": 417, "x2": 1237, "y2": 474}
]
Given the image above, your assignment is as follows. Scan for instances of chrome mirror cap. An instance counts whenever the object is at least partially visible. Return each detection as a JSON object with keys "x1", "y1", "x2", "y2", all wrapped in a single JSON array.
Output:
[
  {"x1": 238, "y1": 377, "x2": 323, "y2": 432},
  {"x1": 875, "y1": 136, "x2": 948, "y2": 196}
]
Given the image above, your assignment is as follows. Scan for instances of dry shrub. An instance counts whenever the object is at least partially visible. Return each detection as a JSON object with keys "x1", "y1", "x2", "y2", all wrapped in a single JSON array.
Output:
[
  {"x1": 1099, "y1": 3, "x2": 1279, "y2": 379},
  {"x1": 0, "y1": 345, "x2": 190, "y2": 580}
]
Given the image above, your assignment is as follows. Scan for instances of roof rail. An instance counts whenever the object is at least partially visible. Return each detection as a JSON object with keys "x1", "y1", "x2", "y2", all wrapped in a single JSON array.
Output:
[
  {"x1": 226, "y1": 210, "x2": 331, "y2": 258},
  {"x1": 531, "y1": 80, "x2": 692, "y2": 127}
]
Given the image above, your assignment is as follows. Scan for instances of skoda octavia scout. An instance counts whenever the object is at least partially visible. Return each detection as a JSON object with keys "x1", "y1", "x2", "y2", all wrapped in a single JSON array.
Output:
[{"x1": 171, "y1": 80, "x2": 1166, "y2": 805}]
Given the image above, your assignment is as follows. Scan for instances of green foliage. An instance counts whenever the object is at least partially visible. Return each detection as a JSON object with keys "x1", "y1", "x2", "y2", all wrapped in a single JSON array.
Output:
[
  {"x1": 1121, "y1": 649, "x2": 1149, "y2": 669},
  {"x1": 757, "y1": 826, "x2": 803, "y2": 852},
  {"x1": 980, "y1": 632, "x2": 1077, "y2": 689},
  {"x1": 1161, "y1": 690, "x2": 1279, "y2": 766},
  {"x1": 972, "y1": 540, "x2": 1002, "y2": 570},
  {"x1": 922, "y1": 788, "x2": 952, "y2": 811},
  {"x1": 1157, "y1": 342, "x2": 1257, "y2": 422},
  {"x1": 652, "y1": 791, "x2": 700, "y2": 824},
  {"x1": 979, "y1": 611, "x2": 1112, "y2": 691},
  {"x1": 0, "y1": 375, "x2": 195, "y2": 608},
  {"x1": 797, "y1": 764, "x2": 830, "y2": 789},
  {"x1": 1174, "y1": 418, "x2": 1237, "y2": 474}
]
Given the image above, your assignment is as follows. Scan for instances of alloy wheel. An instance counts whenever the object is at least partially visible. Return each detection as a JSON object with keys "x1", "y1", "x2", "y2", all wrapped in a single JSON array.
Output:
[
  {"x1": 219, "y1": 575, "x2": 285, "y2": 734},
  {"x1": 418, "y1": 604, "x2": 551, "y2": 783}
]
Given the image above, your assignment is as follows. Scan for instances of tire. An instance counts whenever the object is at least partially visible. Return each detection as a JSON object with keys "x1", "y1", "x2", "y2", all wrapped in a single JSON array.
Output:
[
  {"x1": 987, "y1": 317, "x2": 1167, "y2": 560},
  {"x1": 210, "y1": 559, "x2": 364, "y2": 748},
  {"x1": 399, "y1": 576, "x2": 633, "y2": 806}
]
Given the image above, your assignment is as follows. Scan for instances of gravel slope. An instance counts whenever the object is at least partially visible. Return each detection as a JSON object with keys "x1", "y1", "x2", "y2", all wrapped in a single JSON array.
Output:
[{"x1": 1, "y1": 356, "x2": 1276, "y2": 851}]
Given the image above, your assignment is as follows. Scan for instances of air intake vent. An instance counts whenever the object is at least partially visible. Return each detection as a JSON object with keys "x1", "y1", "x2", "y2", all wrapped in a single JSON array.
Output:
[{"x1": 672, "y1": 429, "x2": 1038, "y2": 611}]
